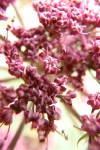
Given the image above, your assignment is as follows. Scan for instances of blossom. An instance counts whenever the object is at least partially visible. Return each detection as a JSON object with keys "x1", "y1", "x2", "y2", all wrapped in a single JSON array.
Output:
[
  {"x1": 40, "y1": 55, "x2": 60, "y2": 74},
  {"x1": 13, "y1": 26, "x2": 48, "y2": 62},
  {"x1": 0, "y1": 0, "x2": 15, "y2": 10},
  {"x1": 33, "y1": 0, "x2": 100, "y2": 36},
  {"x1": 80, "y1": 115, "x2": 100, "y2": 135},
  {"x1": 87, "y1": 93, "x2": 100, "y2": 111},
  {"x1": 0, "y1": 0, "x2": 16, "y2": 20},
  {"x1": 3, "y1": 40, "x2": 24, "y2": 78},
  {"x1": 0, "y1": 84, "x2": 16, "y2": 126},
  {"x1": 0, "y1": 108, "x2": 12, "y2": 125},
  {"x1": 80, "y1": 114, "x2": 100, "y2": 150},
  {"x1": 33, "y1": 0, "x2": 84, "y2": 35},
  {"x1": 0, "y1": 0, "x2": 100, "y2": 148},
  {"x1": 8, "y1": 66, "x2": 69, "y2": 141}
]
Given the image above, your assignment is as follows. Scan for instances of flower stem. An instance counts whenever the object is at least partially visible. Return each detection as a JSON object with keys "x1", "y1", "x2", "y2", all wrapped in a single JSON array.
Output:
[
  {"x1": 0, "y1": 77, "x2": 16, "y2": 83},
  {"x1": 7, "y1": 118, "x2": 25, "y2": 150},
  {"x1": 12, "y1": 4, "x2": 24, "y2": 26},
  {"x1": 65, "y1": 104, "x2": 81, "y2": 121},
  {"x1": 89, "y1": 69, "x2": 100, "y2": 84},
  {"x1": 0, "y1": 34, "x2": 4, "y2": 41}
]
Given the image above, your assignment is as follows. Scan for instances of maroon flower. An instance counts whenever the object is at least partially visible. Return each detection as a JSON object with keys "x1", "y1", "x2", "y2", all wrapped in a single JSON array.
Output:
[
  {"x1": 88, "y1": 136, "x2": 100, "y2": 150},
  {"x1": 80, "y1": 115, "x2": 100, "y2": 135},
  {"x1": 13, "y1": 26, "x2": 47, "y2": 62},
  {"x1": 0, "y1": 0, "x2": 15, "y2": 10},
  {"x1": 0, "y1": 84, "x2": 16, "y2": 106},
  {"x1": 0, "y1": 108, "x2": 12, "y2": 125},
  {"x1": 80, "y1": 115, "x2": 100, "y2": 150},
  {"x1": 87, "y1": 93, "x2": 100, "y2": 111},
  {"x1": 33, "y1": 0, "x2": 84, "y2": 35},
  {"x1": 37, "y1": 118, "x2": 57, "y2": 142},
  {"x1": 0, "y1": 0, "x2": 16, "y2": 20},
  {"x1": 41, "y1": 55, "x2": 60, "y2": 74},
  {"x1": 3, "y1": 40, "x2": 24, "y2": 78},
  {"x1": 0, "y1": 0, "x2": 99, "y2": 147}
]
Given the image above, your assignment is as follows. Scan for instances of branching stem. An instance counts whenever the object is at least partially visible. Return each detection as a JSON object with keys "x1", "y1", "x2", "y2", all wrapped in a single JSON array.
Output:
[
  {"x1": 0, "y1": 77, "x2": 17, "y2": 83},
  {"x1": 7, "y1": 118, "x2": 25, "y2": 150}
]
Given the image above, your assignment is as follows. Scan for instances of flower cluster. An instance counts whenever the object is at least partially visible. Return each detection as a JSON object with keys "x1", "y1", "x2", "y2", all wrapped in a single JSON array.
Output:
[
  {"x1": 0, "y1": 0, "x2": 15, "y2": 20},
  {"x1": 3, "y1": 40, "x2": 24, "y2": 78},
  {"x1": 87, "y1": 93, "x2": 100, "y2": 111},
  {"x1": 80, "y1": 114, "x2": 100, "y2": 150},
  {"x1": 0, "y1": 0, "x2": 99, "y2": 149},
  {"x1": 40, "y1": 54, "x2": 60, "y2": 74},
  {"x1": 5, "y1": 0, "x2": 99, "y2": 90},
  {"x1": 33, "y1": 0, "x2": 84, "y2": 35},
  {"x1": 0, "y1": 65, "x2": 69, "y2": 142},
  {"x1": 60, "y1": 39, "x2": 86, "y2": 88},
  {"x1": 12, "y1": 26, "x2": 48, "y2": 62},
  {"x1": 33, "y1": 0, "x2": 100, "y2": 35},
  {"x1": 87, "y1": 37, "x2": 100, "y2": 80},
  {"x1": 80, "y1": 115, "x2": 100, "y2": 136},
  {"x1": 32, "y1": 0, "x2": 100, "y2": 88},
  {"x1": 80, "y1": 92, "x2": 100, "y2": 149},
  {"x1": 0, "y1": 84, "x2": 16, "y2": 138}
]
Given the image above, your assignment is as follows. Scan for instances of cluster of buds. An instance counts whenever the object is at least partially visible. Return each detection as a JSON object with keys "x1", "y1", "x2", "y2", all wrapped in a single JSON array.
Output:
[
  {"x1": 0, "y1": 0, "x2": 99, "y2": 149},
  {"x1": 80, "y1": 93, "x2": 100, "y2": 149}
]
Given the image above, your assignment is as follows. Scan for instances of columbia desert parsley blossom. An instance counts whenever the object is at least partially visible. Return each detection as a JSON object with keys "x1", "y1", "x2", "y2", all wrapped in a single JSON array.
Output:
[{"x1": 0, "y1": 0, "x2": 100, "y2": 150}]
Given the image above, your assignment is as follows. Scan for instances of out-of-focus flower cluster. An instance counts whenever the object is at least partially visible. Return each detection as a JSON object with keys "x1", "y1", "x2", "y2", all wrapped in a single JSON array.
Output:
[
  {"x1": 80, "y1": 93, "x2": 100, "y2": 149},
  {"x1": 87, "y1": 93, "x2": 100, "y2": 111},
  {"x1": 0, "y1": 0, "x2": 15, "y2": 20},
  {"x1": 80, "y1": 114, "x2": 100, "y2": 150},
  {"x1": 81, "y1": 114, "x2": 100, "y2": 136}
]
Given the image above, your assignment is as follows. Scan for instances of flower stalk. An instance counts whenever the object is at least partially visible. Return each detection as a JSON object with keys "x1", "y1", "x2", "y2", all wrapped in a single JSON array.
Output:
[{"x1": 7, "y1": 118, "x2": 25, "y2": 150}]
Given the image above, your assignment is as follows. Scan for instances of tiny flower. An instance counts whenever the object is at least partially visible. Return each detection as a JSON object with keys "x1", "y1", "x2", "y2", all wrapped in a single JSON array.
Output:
[
  {"x1": 42, "y1": 55, "x2": 60, "y2": 74},
  {"x1": 87, "y1": 93, "x2": 100, "y2": 111},
  {"x1": 59, "y1": 90, "x2": 76, "y2": 107},
  {"x1": 0, "y1": 108, "x2": 12, "y2": 125}
]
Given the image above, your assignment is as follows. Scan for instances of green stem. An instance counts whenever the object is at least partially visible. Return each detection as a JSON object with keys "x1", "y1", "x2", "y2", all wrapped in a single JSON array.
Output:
[{"x1": 7, "y1": 118, "x2": 25, "y2": 150}]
